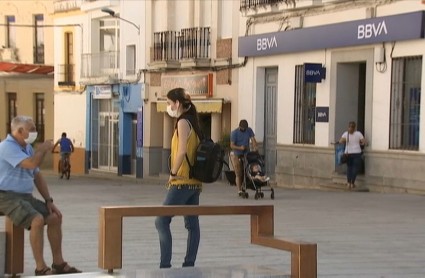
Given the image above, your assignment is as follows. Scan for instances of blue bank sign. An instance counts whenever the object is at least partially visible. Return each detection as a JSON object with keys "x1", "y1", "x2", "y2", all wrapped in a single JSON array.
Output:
[
  {"x1": 239, "y1": 11, "x2": 425, "y2": 57},
  {"x1": 304, "y1": 63, "x2": 324, "y2": 83}
]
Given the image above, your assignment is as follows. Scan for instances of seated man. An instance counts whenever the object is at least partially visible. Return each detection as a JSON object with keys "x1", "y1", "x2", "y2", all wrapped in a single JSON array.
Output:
[
  {"x1": 0, "y1": 116, "x2": 81, "y2": 276},
  {"x1": 250, "y1": 164, "x2": 270, "y2": 182}
]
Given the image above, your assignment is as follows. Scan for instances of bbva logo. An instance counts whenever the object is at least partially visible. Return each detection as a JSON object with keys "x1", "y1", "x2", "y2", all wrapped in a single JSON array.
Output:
[
  {"x1": 306, "y1": 70, "x2": 321, "y2": 76},
  {"x1": 317, "y1": 112, "x2": 327, "y2": 117},
  {"x1": 357, "y1": 20, "x2": 388, "y2": 39},
  {"x1": 256, "y1": 36, "x2": 278, "y2": 51}
]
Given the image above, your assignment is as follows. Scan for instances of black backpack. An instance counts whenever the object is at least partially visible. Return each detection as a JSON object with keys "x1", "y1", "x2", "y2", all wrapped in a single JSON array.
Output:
[{"x1": 177, "y1": 115, "x2": 229, "y2": 183}]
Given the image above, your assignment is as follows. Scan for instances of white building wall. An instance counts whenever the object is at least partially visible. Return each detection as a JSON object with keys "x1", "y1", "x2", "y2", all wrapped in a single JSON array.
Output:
[
  {"x1": 53, "y1": 93, "x2": 87, "y2": 147},
  {"x1": 120, "y1": 0, "x2": 146, "y2": 80},
  {"x1": 238, "y1": 1, "x2": 425, "y2": 153}
]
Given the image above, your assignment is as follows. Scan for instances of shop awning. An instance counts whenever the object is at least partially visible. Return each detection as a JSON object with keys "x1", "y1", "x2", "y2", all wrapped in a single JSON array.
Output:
[
  {"x1": 157, "y1": 99, "x2": 225, "y2": 113},
  {"x1": 0, "y1": 62, "x2": 54, "y2": 75}
]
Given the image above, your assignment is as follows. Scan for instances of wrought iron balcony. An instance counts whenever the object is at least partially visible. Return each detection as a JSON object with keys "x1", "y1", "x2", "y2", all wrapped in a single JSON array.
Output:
[
  {"x1": 153, "y1": 27, "x2": 211, "y2": 62},
  {"x1": 34, "y1": 45, "x2": 45, "y2": 64},
  {"x1": 81, "y1": 51, "x2": 120, "y2": 79},
  {"x1": 58, "y1": 64, "x2": 76, "y2": 86},
  {"x1": 240, "y1": 0, "x2": 291, "y2": 10},
  {"x1": 54, "y1": 0, "x2": 83, "y2": 13}
]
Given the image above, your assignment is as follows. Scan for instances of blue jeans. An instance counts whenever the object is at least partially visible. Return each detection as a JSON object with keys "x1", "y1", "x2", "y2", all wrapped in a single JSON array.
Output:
[
  {"x1": 155, "y1": 185, "x2": 201, "y2": 268},
  {"x1": 347, "y1": 153, "x2": 362, "y2": 184}
]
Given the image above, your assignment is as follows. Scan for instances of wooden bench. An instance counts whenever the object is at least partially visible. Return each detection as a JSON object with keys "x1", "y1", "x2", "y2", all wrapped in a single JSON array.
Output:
[
  {"x1": 0, "y1": 212, "x2": 25, "y2": 276},
  {"x1": 98, "y1": 205, "x2": 317, "y2": 278}
]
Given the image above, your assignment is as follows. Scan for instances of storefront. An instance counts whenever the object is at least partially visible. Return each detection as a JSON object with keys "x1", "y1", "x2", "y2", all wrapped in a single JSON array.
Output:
[
  {"x1": 85, "y1": 83, "x2": 144, "y2": 177},
  {"x1": 144, "y1": 72, "x2": 231, "y2": 175},
  {"x1": 238, "y1": 9, "x2": 425, "y2": 193}
]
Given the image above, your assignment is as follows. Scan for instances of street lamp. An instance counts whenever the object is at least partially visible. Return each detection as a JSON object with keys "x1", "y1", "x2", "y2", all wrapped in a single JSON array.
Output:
[{"x1": 101, "y1": 8, "x2": 140, "y2": 34}]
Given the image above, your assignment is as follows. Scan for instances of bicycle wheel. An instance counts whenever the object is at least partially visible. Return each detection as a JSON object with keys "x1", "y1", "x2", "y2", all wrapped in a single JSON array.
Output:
[{"x1": 65, "y1": 160, "x2": 70, "y2": 180}]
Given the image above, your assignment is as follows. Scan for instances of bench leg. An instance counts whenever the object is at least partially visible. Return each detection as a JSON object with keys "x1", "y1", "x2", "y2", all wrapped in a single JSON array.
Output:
[
  {"x1": 98, "y1": 208, "x2": 123, "y2": 271},
  {"x1": 291, "y1": 244, "x2": 317, "y2": 278},
  {"x1": 5, "y1": 217, "x2": 24, "y2": 276}
]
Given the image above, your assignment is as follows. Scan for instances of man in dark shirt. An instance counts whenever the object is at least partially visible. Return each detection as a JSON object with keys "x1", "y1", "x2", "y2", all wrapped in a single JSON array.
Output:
[{"x1": 230, "y1": 120, "x2": 258, "y2": 197}]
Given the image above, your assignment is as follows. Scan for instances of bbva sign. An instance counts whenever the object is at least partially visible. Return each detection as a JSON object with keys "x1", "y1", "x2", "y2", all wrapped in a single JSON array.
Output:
[
  {"x1": 256, "y1": 36, "x2": 278, "y2": 51},
  {"x1": 357, "y1": 20, "x2": 388, "y2": 40}
]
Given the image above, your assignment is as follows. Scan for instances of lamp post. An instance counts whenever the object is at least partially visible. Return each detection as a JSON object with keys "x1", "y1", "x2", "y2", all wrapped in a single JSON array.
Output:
[{"x1": 101, "y1": 8, "x2": 140, "y2": 35}]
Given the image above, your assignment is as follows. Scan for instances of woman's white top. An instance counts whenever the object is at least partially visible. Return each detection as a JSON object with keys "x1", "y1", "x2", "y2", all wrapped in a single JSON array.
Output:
[{"x1": 342, "y1": 131, "x2": 364, "y2": 154}]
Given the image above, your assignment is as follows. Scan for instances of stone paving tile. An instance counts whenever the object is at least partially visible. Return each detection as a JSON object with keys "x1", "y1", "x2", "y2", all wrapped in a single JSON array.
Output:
[{"x1": 1, "y1": 174, "x2": 425, "y2": 278}]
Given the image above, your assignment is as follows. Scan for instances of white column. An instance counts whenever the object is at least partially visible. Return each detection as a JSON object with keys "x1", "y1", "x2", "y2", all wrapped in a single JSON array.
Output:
[
  {"x1": 163, "y1": 114, "x2": 173, "y2": 148},
  {"x1": 211, "y1": 113, "x2": 222, "y2": 142}
]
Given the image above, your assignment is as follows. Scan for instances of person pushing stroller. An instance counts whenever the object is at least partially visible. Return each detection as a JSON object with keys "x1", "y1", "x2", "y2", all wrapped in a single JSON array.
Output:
[{"x1": 230, "y1": 120, "x2": 258, "y2": 197}]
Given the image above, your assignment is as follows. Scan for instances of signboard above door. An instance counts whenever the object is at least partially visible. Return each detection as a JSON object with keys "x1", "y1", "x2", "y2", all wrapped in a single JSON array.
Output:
[
  {"x1": 161, "y1": 73, "x2": 213, "y2": 97},
  {"x1": 93, "y1": 85, "x2": 112, "y2": 99}
]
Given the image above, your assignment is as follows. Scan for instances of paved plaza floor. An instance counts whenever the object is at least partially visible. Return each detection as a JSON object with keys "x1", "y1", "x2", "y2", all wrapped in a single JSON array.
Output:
[{"x1": 1, "y1": 173, "x2": 424, "y2": 278}]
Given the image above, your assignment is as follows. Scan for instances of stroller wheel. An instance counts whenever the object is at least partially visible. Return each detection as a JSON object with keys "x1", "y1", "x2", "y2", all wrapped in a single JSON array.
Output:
[
  {"x1": 245, "y1": 192, "x2": 249, "y2": 199},
  {"x1": 271, "y1": 191, "x2": 275, "y2": 200},
  {"x1": 255, "y1": 192, "x2": 259, "y2": 200},
  {"x1": 260, "y1": 192, "x2": 264, "y2": 198}
]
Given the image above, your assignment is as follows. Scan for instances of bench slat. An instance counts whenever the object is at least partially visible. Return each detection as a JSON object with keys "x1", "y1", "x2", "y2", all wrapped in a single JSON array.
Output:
[{"x1": 101, "y1": 205, "x2": 273, "y2": 217}]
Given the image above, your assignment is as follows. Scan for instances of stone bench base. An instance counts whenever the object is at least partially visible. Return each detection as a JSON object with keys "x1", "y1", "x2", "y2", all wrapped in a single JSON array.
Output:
[{"x1": 24, "y1": 265, "x2": 289, "y2": 278}]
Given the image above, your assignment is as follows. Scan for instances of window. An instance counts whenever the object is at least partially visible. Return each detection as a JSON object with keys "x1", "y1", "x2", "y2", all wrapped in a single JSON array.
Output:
[
  {"x1": 7, "y1": 93, "x2": 17, "y2": 134},
  {"x1": 59, "y1": 32, "x2": 75, "y2": 85},
  {"x1": 293, "y1": 65, "x2": 317, "y2": 144},
  {"x1": 100, "y1": 19, "x2": 119, "y2": 52},
  {"x1": 34, "y1": 14, "x2": 44, "y2": 64},
  {"x1": 126, "y1": 45, "x2": 136, "y2": 75},
  {"x1": 6, "y1": 16, "x2": 16, "y2": 48},
  {"x1": 35, "y1": 93, "x2": 45, "y2": 142},
  {"x1": 389, "y1": 56, "x2": 422, "y2": 150}
]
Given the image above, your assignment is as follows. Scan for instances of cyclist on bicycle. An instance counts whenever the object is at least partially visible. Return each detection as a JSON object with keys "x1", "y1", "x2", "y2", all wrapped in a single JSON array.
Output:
[{"x1": 52, "y1": 132, "x2": 74, "y2": 173}]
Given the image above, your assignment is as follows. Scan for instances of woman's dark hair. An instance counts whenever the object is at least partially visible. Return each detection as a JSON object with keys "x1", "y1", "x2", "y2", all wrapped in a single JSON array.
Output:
[
  {"x1": 348, "y1": 121, "x2": 356, "y2": 133},
  {"x1": 167, "y1": 88, "x2": 204, "y2": 140}
]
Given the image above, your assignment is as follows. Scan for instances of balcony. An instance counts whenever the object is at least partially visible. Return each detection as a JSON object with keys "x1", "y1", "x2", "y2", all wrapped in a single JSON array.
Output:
[
  {"x1": 240, "y1": 0, "x2": 320, "y2": 17},
  {"x1": 151, "y1": 27, "x2": 211, "y2": 69},
  {"x1": 81, "y1": 51, "x2": 120, "y2": 83},
  {"x1": 80, "y1": 0, "x2": 119, "y2": 12},
  {"x1": 58, "y1": 64, "x2": 76, "y2": 86},
  {"x1": 33, "y1": 45, "x2": 45, "y2": 64},
  {"x1": 54, "y1": 0, "x2": 83, "y2": 13}
]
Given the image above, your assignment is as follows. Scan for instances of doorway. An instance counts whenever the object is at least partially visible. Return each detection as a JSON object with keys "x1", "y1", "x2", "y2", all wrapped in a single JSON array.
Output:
[
  {"x1": 264, "y1": 68, "x2": 278, "y2": 178},
  {"x1": 335, "y1": 62, "x2": 366, "y2": 174},
  {"x1": 98, "y1": 112, "x2": 119, "y2": 171},
  {"x1": 199, "y1": 113, "x2": 212, "y2": 139},
  {"x1": 132, "y1": 115, "x2": 137, "y2": 175}
]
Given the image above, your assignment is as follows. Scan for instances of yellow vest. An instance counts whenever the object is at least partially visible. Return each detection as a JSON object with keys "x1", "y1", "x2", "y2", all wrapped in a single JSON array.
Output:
[{"x1": 169, "y1": 124, "x2": 202, "y2": 188}]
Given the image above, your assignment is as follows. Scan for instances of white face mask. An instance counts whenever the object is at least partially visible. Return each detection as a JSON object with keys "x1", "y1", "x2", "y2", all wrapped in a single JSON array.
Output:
[
  {"x1": 24, "y1": 132, "x2": 38, "y2": 144},
  {"x1": 166, "y1": 104, "x2": 179, "y2": 118}
]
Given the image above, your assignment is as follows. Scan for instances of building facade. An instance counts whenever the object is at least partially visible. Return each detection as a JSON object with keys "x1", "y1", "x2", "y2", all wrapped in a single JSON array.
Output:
[
  {"x1": 53, "y1": 0, "x2": 241, "y2": 178},
  {"x1": 53, "y1": 0, "x2": 145, "y2": 176},
  {"x1": 0, "y1": 0, "x2": 54, "y2": 166},
  {"x1": 143, "y1": 0, "x2": 241, "y2": 176},
  {"x1": 238, "y1": 0, "x2": 425, "y2": 193}
]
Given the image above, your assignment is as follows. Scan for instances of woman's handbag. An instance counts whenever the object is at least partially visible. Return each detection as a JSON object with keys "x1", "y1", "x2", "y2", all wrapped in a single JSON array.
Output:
[{"x1": 340, "y1": 132, "x2": 349, "y2": 164}]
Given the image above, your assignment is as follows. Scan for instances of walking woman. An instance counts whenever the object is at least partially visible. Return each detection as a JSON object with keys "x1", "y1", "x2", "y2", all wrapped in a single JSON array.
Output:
[
  {"x1": 339, "y1": 121, "x2": 366, "y2": 189},
  {"x1": 155, "y1": 88, "x2": 203, "y2": 268}
]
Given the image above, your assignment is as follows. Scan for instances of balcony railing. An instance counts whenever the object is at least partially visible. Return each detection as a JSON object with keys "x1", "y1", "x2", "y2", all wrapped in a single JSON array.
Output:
[
  {"x1": 153, "y1": 27, "x2": 210, "y2": 62},
  {"x1": 240, "y1": 0, "x2": 288, "y2": 10},
  {"x1": 81, "y1": 51, "x2": 120, "y2": 79},
  {"x1": 34, "y1": 45, "x2": 45, "y2": 64},
  {"x1": 58, "y1": 64, "x2": 76, "y2": 86},
  {"x1": 54, "y1": 0, "x2": 83, "y2": 13}
]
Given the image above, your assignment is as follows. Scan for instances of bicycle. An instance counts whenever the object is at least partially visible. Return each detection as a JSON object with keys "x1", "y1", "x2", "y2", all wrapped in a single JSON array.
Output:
[{"x1": 53, "y1": 151, "x2": 71, "y2": 180}]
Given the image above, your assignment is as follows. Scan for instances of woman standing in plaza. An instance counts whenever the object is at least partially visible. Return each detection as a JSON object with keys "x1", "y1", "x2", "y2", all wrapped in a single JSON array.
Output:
[
  {"x1": 339, "y1": 121, "x2": 366, "y2": 189},
  {"x1": 155, "y1": 88, "x2": 203, "y2": 268}
]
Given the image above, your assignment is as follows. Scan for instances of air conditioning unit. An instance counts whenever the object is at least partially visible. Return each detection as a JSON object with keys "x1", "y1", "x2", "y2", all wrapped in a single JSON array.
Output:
[{"x1": 0, "y1": 48, "x2": 18, "y2": 62}]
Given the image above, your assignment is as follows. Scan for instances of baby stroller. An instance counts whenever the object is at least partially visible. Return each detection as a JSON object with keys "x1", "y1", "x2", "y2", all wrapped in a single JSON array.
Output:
[{"x1": 240, "y1": 151, "x2": 275, "y2": 200}]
